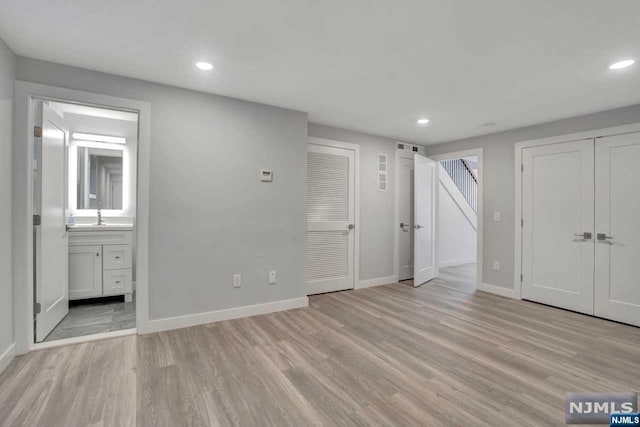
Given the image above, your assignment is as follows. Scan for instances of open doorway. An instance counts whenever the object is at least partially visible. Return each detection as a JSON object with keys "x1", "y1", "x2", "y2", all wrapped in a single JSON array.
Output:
[
  {"x1": 31, "y1": 99, "x2": 139, "y2": 343},
  {"x1": 396, "y1": 148, "x2": 482, "y2": 293}
]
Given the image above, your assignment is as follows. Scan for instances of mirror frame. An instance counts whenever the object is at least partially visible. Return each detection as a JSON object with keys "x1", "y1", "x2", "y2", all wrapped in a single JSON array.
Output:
[{"x1": 68, "y1": 140, "x2": 128, "y2": 214}]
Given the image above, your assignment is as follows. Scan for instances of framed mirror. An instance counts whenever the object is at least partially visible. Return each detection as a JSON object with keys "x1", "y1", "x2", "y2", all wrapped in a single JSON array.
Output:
[
  {"x1": 77, "y1": 147, "x2": 123, "y2": 209},
  {"x1": 68, "y1": 141, "x2": 127, "y2": 212}
]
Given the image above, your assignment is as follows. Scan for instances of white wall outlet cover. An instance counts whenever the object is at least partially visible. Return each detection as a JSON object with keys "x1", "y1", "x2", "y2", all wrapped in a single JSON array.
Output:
[
  {"x1": 268, "y1": 270, "x2": 277, "y2": 284},
  {"x1": 233, "y1": 273, "x2": 241, "y2": 287},
  {"x1": 492, "y1": 261, "x2": 500, "y2": 271},
  {"x1": 260, "y1": 169, "x2": 273, "y2": 182},
  {"x1": 493, "y1": 211, "x2": 501, "y2": 221}
]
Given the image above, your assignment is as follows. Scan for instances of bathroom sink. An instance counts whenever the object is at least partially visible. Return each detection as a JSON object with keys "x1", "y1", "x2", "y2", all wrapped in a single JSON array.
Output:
[{"x1": 67, "y1": 224, "x2": 134, "y2": 231}]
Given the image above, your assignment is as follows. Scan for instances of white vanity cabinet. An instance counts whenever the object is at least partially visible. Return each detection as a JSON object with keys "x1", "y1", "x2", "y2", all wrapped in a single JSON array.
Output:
[{"x1": 68, "y1": 228, "x2": 133, "y2": 301}]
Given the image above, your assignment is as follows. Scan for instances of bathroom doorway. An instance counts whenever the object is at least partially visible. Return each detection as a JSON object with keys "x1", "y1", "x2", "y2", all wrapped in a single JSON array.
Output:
[{"x1": 31, "y1": 99, "x2": 139, "y2": 343}]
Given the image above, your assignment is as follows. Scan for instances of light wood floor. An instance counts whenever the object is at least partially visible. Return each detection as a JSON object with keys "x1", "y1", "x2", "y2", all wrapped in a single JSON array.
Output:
[{"x1": 1, "y1": 264, "x2": 639, "y2": 426}]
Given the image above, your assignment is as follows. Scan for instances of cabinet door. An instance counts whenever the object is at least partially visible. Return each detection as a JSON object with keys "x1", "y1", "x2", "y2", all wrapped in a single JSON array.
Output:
[{"x1": 69, "y1": 245, "x2": 103, "y2": 300}]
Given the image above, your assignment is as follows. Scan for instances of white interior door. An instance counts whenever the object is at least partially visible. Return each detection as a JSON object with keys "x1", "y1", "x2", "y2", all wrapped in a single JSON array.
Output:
[
  {"x1": 521, "y1": 140, "x2": 595, "y2": 315},
  {"x1": 594, "y1": 133, "x2": 640, "y2": 326},
  {"x1": 398, "y1": 156, "x2": 414, "y2": 281},
  {"x1": 306, "y1": 143, "x2": 355, "y2": 295},
  {"x1": 413, "y1": 154, "x2": 438, "y2": 287},
  {"x1": 35, "y1": 103, "x2": 70, "y2": 342}
]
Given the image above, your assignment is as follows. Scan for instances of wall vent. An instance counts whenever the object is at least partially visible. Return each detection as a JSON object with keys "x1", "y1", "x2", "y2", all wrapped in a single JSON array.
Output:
[{"x1": 378, "y1": 153, "x2": 388, "y2": 192}]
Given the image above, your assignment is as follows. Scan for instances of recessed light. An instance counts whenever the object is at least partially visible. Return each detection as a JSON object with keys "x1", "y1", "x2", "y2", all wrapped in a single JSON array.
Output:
[
  {"x1": 196, "y1": 61, "x2": 214, "y2": 71},
  {"x1": 417, "y1": 118, "x2": 430, "y2": 125},
  {"x1": 609, "y1": 59, "x2": 635, "y2": 70}
]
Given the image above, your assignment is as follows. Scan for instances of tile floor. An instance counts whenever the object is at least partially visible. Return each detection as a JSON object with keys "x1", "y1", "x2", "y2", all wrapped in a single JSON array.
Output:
[{"x1": 44, "y1": 294, "x2": 136, "y2": 342}]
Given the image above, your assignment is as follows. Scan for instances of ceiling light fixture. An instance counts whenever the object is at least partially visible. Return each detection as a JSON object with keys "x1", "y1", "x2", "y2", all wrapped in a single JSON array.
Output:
[
  {"x1": 196, "y1": 61, "x2": 214, "y2": 71},
  {"x1": 417, "y1": 118, "x2": 430, "y2": 125},
  {"x1": 609, "y1": 59, "x2": 635, "y2": 70},
  {"x1": 72, "y1": 132, "x2": 126, "y2": 144}
]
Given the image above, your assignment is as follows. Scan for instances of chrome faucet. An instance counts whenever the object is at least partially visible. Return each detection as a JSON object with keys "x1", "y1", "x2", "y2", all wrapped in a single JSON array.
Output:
[{"x1": 97, "y1": 205, "x2": 106, "y2": 225}]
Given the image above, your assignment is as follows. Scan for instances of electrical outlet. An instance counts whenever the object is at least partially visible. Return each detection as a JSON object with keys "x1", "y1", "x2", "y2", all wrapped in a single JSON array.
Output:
[
  {"x1": 493, "y1": 211, "x2": 501, "y2": 221},
  {"x1": 492, "y1": 261, "x2": 500, "y2": 271},
  {"x1": 233, "y1": 274, "x2": 241, "y2": 288},
  {"x1": 268, "y1": 270, "x2": 277, "y2": 284}
]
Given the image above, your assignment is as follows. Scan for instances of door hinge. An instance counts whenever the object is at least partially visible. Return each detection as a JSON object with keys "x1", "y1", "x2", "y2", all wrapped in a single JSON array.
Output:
[
  {"x1": 34, "y1": 302, "x2": 41, "y2": 314},
  {"x1": 521, "y1": 164, "x2": 524, "y2": 172},
  {"x1": 521, "y1": 218, "x2": 524, "y2": 227},
  {"x1": 520, "y1": 273, "x2": 523, "y2": 282},
  {"x1": 33, "y1": 214, "x2": 41, "y2": 226},
  {"x1": 34, "y1": 126, "x2": 42, "y2": 137}
]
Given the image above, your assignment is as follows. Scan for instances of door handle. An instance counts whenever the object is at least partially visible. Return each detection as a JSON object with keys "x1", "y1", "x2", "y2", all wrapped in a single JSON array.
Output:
[
  {"x1": 597, "y1": 233, "x2": 614, "y2": 241},
  {"x1": 400, "y1": 222, "x2": 411, "y2": 231},
  {"x1": 414, "y1": 224, "x2": 424, "y2": 229},
  {"x1": 573, "y1": 232, "x2": 592, "y2": 240},
  {"x1": 347, "y1": 224, "x2": 355, "y2": 230}
]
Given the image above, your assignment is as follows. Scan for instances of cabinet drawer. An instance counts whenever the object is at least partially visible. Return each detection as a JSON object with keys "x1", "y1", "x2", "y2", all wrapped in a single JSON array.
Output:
[
  {"x1": 103, "y1": 269, "x2": 132, "y2": 296},
  {"x1": 103, "y1": 245, "x2": 132, "y2": 270}
]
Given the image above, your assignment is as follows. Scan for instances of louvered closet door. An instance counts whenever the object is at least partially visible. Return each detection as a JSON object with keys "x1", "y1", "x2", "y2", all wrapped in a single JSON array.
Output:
[{"x1": 306, "y1": 144, "x2": 355, "y2": 295}]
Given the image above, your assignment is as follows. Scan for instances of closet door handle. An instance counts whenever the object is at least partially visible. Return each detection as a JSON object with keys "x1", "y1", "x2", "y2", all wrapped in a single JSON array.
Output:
[
  {"x1": 597, "y1": 233, "x2": 614, "y2": 241},
  {"x1": 573, "y1": 232, "x2": 592, "y2": 239},
  {"x1": 414, "y1": 224, "x2": 424, "y2": 229}
]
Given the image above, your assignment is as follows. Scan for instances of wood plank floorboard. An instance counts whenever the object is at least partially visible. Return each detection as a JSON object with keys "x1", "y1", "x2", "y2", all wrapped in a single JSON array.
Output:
[{"x1": 1, "y1": 264, "x2": 639, "y2": 426}]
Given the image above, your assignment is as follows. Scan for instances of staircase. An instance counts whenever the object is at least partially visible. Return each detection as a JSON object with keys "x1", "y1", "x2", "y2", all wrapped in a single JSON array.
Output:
[{"x1": 440, "y1": 159, "x2": 477, "y2": 213}]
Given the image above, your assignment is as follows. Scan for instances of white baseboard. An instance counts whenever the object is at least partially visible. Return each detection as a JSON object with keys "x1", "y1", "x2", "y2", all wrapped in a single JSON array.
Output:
[
  {"x1": 0, "y1": 343, "x2": 16, "y2": 375},
  {"x1": 356, "y1": 275, "x2": 398, "y2": 289},
  {"x1": 145, "y1": 297, "x2": 309, "y2": 334},
  {"x1": 439, "y1": 257, "x2": 476, "y2": 268},
  {"x1": 477, "y1": 283, "x2": 519, "y2": 299}
]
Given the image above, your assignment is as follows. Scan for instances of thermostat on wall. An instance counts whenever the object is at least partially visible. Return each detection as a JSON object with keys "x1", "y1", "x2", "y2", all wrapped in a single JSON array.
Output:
[{"x1": 260, "y1": 169, "x2": 273, "y2": 182}]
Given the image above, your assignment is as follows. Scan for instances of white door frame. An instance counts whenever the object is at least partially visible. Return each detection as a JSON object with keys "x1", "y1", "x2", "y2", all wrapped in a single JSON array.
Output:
[
  {"x1": 513, "y1": 122, "x2": 640, "y2": 300},
  {"x1": 426, "y1": 149, "x2": 483, "y2": 291},
  {"x1": 307, "y1": 137, "x2": 360, "y2": 288},
  {"x1": 13, "y1": 81, "x2": 152, "y2": 354}
]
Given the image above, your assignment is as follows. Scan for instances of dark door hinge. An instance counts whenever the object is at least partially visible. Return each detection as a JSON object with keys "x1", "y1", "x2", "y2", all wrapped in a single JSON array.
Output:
[
  {"x1": 521, "y1": 164, "x2": 524, "y2": 172},
  {"x1": 34, "y1": 126, "x2": 42, "y2": 137},
  {"x1": 34, "y1": 302, "x2": 41, "y2": 314},
  {"x1": 520, "y1": 273, "x2": 523, "y2": 282},
  {"x1": 33, "y1": 214, "x2": 41, "y2": 226}
]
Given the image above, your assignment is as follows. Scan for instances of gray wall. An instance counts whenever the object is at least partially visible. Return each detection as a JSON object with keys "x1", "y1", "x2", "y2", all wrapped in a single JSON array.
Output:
[
  {"x1": 425, "y1": 104, "x2": 640, "y2": 289},
  {"x1": 0, "y1": 36, "x2": 15, "y2": 361},
  {"x1": 308, "y1": 123, "x2": 398, "y2": 281},
  {"x1": 16, "y1": 57, "x2": 308, "y2": 320}
]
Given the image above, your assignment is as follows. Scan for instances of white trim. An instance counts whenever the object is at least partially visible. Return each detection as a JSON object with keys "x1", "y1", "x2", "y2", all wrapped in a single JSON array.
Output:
[
  {"x1": 307, "y1": 136, "x2": 360, "y2": 288},
  {"x1": 13, "y1": 81, "x2": 152, "y2": 354},
  {"x1": 355, "y1": 275, "x2": 397, "y2": 289},
  {"x1": 513, "y1": 122, "x2": 640, "y2": 300},
  {"x1": 439, "y1": 257, "x2": 477, "y2": 268},
  {"x1": 31, "y1": 329, "x2": 136, "y2": 351},
  {"x1": 145, "y1": 297, "x2": 309, "y2": 334},
  {"x1": 422, "y1": 148, "x2": 483, "y2": 292},
  {"x1": 0, "y1": 344, "x2": 16, "y2": 375},
  {"x1": 477, "y1": 283, "x2": 518, "y2": 299}
]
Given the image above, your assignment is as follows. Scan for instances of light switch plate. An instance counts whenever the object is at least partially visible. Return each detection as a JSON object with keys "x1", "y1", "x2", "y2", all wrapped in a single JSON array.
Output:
[
  {"x1": 492, "y1": 261, "x2": 500, "y2": 271},
  {"x1": 268, "y1": 270, "x2": 277, "y2": 284},
  {"x1": 493, "y1": 211, "x2": 501, "y2": 221}
]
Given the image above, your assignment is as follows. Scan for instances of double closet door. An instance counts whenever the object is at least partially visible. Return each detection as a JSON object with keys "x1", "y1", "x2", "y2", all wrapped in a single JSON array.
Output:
[{"x1": 521, "y1": 132, "x2": 640, "y2": 327}]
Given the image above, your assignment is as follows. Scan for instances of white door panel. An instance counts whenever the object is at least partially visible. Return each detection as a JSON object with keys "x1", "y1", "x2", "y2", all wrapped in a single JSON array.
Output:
[
  {"x1": 306, "y1": 144, "x2": 355, "y2": 295},
  {"x1": 398, "y1": 156, "x2": 414, "y2": 281},
  {"x1": 35, "y1": 103, "x2": 70, "y2": 342},
  {"x1": 521, "y1": 140, "x2": 595, "y2": 314},
  {"x1": 594, "y1": 134, "x2": 640, "y2": 326},
  {"x1": 413, "y1": 154, "x2": 438, "y2": 287}
]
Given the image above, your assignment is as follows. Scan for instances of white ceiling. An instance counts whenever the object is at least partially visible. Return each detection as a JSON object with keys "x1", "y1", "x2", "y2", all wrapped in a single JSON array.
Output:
[{"x1": 1, "y1": 0, "x2": 639, "y2": 144}]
